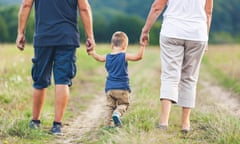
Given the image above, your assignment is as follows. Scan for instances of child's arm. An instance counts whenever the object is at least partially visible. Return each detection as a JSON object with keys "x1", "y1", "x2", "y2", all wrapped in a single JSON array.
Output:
[
  {"x1": 88, "y1": 50, "x2": 106, "y2": 62},
  {"x1": 126, "y1": 44, "x2": 145, "y2": 61}
]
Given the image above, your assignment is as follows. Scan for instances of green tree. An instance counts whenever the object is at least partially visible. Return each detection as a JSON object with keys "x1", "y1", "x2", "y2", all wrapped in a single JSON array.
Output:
[
  {"x1": 108, "y1": 15, "x2": 144, "y2": 44},
  {"x1": 25, "y1": 13, "x2": 34, "y2": 43},
  {"x1": 93, "y1": 16, "x2": 108, "y2": 42},
  {"x1": 149, "y1": 21, "x2": 161, "y2": 45},
  {"x1": 1, "y1": 6, "x2": 19, "y2": 42},
  {"x1": 0, "y1": 16, "x2": 9, "y2": 42},
  {"x1": 1, "y1": 0, "x2": 240, "y2": 44}
]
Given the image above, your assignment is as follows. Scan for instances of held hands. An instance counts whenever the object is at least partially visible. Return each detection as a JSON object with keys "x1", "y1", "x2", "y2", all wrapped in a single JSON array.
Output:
[
  {"x1": 140, "y1": 29, "x2": 149, "y2": 46},
  {"x1": 16, "y1": 33, "x2": 26, "y2": 51},
  {"x1": 140, "y1": 38, "x2": 148, "y2": 47},
  {"x1": 86, "y1": 38, "x2": 95, "y2": 55}
]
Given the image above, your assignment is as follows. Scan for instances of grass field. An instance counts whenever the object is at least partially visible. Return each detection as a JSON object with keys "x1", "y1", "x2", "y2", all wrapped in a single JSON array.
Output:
[
  {"x1": 203, "y1": 45, "x2": 240, "y2": 94},
  {"x1": 0, "y1": 44, "x2": 240, "y2": 144}
]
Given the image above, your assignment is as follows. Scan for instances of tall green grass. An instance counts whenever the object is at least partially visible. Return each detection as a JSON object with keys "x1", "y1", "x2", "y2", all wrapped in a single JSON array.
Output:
[
  {"x1": 0, "y1": 44, "x2": 106, "y2": 143},
  {"x1": 80, "y1": 45, "x2": 240, "y2": 144},
  {"x1": 202, "y1": 45, "x2": 240, "y2": 94},
  {"x1": 1, "y1": 44, "x2": 240, "y2": 144}
]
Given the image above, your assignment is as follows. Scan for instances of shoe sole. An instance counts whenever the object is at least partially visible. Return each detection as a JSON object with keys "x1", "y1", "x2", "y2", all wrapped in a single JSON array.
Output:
[
  {"x1": 157, "y1": 124, "x2": 168, "y2": 130},
  {"x1": 29, "y1": 122, "x2": 40, "y2": 129},
  {"x1": 53, "y1": 133, "x2": 63, "y2": 136},
  {"x1": 181, "y1": 128, "x2": 192, "y2": 134},
  {"x1": 112, "y1": 115, "x2": 122, "y2": 127},
  {"x1": 49, "y1": 131, "x2": 64, "y2": 136}
]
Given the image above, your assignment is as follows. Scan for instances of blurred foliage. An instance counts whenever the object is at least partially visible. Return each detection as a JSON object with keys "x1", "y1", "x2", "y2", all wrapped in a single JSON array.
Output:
[{"x1": 0, "y1": 0, "x2": 240, "y2": 44}]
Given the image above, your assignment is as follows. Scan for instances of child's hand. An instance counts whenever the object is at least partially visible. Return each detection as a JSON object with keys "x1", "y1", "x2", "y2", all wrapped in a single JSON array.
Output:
[
  {"x1": 86, "y1": 47, "x2": 93, "y2": 53},
  {"x1": 140, "y1": 39, "x2": 148, "y2": 47},
  {"x1": 87, "y1": 49, "x2": 95, "y2": 55}
]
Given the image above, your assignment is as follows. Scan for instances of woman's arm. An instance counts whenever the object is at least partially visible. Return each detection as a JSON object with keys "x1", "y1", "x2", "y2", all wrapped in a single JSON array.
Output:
[
  {"x1": 205, "y1": 0, "x2": 214, "y2": 34},
  {"x1": 140, "y1": 0, "x2": 167, "y2": 45}
]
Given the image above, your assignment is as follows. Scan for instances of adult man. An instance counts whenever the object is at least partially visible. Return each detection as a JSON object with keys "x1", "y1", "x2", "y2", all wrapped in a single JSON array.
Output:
[{"x1": 16, "y1": 0, "x2": 95, "y2": 135}]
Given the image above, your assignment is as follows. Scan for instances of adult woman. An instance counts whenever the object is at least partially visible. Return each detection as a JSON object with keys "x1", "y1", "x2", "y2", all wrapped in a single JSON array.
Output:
[{"x1": 140, "y1": 0, "x2": 213, "y2": 132}]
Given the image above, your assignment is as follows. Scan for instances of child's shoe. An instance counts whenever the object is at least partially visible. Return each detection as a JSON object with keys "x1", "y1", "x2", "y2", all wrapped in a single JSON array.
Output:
[{"x1": 112, "y1": 112, "x2": 122, "y2": 127}]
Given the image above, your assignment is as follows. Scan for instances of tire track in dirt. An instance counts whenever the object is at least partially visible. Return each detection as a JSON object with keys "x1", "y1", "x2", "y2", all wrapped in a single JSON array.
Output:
[
  {"x1": 53, "y1": 91, "x2": 105, "y2": 144},
  {"x1": 51, "y1": 65, "x2": 107, "y2": 144},
  {"x1": 52, "y1": 49, "x2": 240, "y2": 143},
  {"x1": 198, "y1": 79, "x2": 240, "y2": 117},
  {"x1": 51, "y1": 51, "x2": 160, "y2": 144},
  {"x1": 197, "y1": 65, "x2": 240, "y2": 117}
]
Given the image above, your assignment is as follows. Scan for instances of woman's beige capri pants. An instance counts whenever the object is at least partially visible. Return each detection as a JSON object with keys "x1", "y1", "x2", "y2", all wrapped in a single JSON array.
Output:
[{"x1": 160, "y1": 35, "x2": 207, "y2": 108}]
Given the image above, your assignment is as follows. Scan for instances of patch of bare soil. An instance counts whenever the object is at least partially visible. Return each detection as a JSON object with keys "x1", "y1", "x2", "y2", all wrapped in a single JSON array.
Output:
[
  {"x1": 197, "y1": 69, "x2": 240, "y2": 117},
  {"x1": 51, "y1": 58, "x2": 159, "y2": 144},
  {"x1": 52, "y1": 67, "x2": 106, "y2": 144},
  {"x1": 52, "y1": 59, "x2": 240, "y2": 143},
  {"x1": 54, "y1": 92, "x2": 105, "y2": 144}
]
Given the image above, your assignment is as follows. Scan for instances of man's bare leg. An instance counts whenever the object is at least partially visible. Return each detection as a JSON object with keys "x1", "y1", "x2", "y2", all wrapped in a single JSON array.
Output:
[
  {"x1": 54, "y1": 85, "x2": 69, "y2": 123},
  {"x1": 32, "y1": 88, "x2": 47, "y2": 120}
]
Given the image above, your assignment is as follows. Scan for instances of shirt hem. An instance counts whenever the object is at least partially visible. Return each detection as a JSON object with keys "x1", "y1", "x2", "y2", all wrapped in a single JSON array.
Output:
[{"x1": 160, "y1": 33, "x2": 208, "y2": 42}]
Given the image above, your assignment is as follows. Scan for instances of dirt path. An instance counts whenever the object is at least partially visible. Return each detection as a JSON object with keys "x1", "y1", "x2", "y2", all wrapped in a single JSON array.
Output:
[
  {"x1": 197, "y1": 64, "x2": 240, "y2": 117},
  {"x1": 51, "y1": 66, "x2": 107, "y2": 144},
  {"x1": 51, "y1": 57, "x2": 160, "y2": 144},
  {"x1": 198, "y1": 78, "x2": 240, "y2": 117},
  {"x1": 52, "y1": 57, "x2": 240, "y2": 143},
  {"x1": 54, "y1": 91, "x2": 105, "y2": 144}
]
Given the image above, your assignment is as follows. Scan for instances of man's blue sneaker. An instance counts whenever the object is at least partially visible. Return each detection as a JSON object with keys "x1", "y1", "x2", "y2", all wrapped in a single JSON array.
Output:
[
  {"x1": 29, "y1": 120, "x2": 40, "y2": 129},
  {"x1": 112, "y1": 112, "x2": 122, "y2": 127},
  {"x1": 50, "y1": 123, "x2": 63, "y2": 136}
]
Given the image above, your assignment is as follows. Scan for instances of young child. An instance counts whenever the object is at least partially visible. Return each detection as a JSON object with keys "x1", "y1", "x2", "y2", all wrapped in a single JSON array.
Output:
[{"x1": 88, "y1": 31, "x2": 146, "y2": 127}]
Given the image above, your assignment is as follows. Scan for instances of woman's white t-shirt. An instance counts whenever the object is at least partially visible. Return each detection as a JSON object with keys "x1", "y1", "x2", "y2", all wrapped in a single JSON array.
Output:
[{"x1": 160, "y1": 0, "x2": 208, "y2": 41}]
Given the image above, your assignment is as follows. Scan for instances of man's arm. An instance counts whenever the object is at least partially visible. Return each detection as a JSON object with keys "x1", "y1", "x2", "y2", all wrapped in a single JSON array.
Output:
[
  {"x1": 78, "y1": 0, "x2": 95, "y2": 51},
  {"x1": 205, "y1": 0, "x2": 213, "y2": 34},
  {"x1": 140, "y1": 0, "x2": 167, "y2": 45},
  {"x1": 16, "y1": 0, "x2": 34, "y2": 51}
]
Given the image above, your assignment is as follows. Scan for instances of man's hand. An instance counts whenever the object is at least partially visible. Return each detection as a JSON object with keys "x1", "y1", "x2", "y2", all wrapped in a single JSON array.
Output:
[
  {"x1": 86, "y1": 38, "x2": 95, "y2": 54},
  {"x1": 16, "y1": 33, "x2": 26, "y2": 51}
]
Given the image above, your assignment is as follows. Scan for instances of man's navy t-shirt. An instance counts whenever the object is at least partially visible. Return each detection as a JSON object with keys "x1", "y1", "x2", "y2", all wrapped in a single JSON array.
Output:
[{"x1": 34, "y1": 0, "x2": 80, "y2": 47}]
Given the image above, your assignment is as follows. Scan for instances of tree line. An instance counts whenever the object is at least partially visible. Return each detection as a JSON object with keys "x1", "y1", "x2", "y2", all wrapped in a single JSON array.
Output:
[
  {"x1": 0, "y1": 1, "x2": 240, "y2": 44},
  {"x1": 0, "y1": 5, "x2": 161, "y2": 45}
]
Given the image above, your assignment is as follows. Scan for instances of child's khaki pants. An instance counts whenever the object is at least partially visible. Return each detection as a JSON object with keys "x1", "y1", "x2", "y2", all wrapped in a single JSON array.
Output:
[{"x1": 105, "y1": 90, "x2": 130, "y2": 126}]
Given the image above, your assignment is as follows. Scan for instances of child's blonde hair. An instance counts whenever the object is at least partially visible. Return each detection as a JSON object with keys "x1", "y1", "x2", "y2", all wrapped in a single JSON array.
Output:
[{"x1": 111, "y1": 31, "x2": 128, "y2": 47}]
